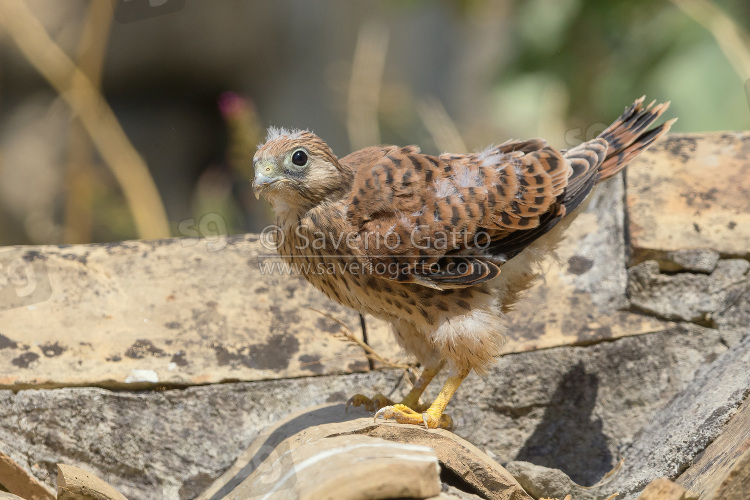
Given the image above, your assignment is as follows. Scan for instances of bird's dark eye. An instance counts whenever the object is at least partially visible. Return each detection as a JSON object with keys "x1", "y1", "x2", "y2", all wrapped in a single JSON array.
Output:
[{"x1": 292, "y1": 149, "x2": 308, "y2": 167}]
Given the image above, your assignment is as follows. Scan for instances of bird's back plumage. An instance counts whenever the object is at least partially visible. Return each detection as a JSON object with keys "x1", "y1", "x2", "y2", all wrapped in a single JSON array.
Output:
[{"x1": 339, "y1": 96, "x2": 674, "y2": 290}]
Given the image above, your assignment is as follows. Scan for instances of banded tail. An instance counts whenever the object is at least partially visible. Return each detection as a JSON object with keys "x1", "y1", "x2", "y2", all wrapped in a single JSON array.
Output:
[
  {"x1": 561, "y1": 96, "x2": 676, "y2": 213},
  {"x1": 597, "y1": 96, "x2": 677, "y2": 180}
]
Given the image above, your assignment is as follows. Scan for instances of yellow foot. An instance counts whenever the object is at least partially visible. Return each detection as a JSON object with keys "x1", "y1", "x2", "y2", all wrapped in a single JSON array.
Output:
[
  {"x1": 346, "y1": 393, "x2": 431, "y2": 413},
  {"x1": 374, "y1": 403, "x2": 453, "y2": 430},
  {"x1": 346, "y1": 393, "x2": 394, "y2": 413}
]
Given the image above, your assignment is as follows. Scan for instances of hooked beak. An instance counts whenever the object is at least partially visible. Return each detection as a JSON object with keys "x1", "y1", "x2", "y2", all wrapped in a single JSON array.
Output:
[
  {"x1": 252, "y1": 173, "x2": 280, "y2": 199},
  {"x1": 252, "y1": 161, "x2": 280, "y2": 199}
]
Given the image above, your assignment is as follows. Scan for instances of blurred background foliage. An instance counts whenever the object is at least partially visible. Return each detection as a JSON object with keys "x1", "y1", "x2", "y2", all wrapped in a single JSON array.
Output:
[{"x1": 0, "y1": 0, "x2": 747, "y2": 246}]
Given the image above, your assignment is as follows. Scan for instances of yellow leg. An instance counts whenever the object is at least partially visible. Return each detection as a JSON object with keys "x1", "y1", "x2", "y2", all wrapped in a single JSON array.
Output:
[
  {"x1": 346, "y1": 361, "x2": 445, "y2": 413},
  {"x1": 375, "y1": 369, "x2": 469, "y2": 430},
  {"x1": 395, "y1": 361, "x2": 444, "y2": 411}
]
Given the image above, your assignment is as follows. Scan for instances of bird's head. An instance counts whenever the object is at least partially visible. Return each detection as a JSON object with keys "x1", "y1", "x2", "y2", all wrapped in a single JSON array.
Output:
[{"x1": 253, "y1": 128, "x2": 349, "y2": 212}]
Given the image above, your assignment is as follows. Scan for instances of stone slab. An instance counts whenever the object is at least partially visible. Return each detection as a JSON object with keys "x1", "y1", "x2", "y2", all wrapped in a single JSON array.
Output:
[
  {"x1": 204, "y1": 432, "x2": 443, "y2": 500},
  {"x1": 606, "y1": 332, "x2": 750, "y2": 499},
  {"x1": 0, "y1": 174, "x2": 668, "y2": 389},
  {"x1": 506, "y1": 328, "x2": 749, "y2": 500},
  {"x1": 637, "y1": 477, "x2": 696, "y2": 500},
  {"x1": 433, "y1": 485, "x2": 486, "y2": 500},
  {"x1": 362, "y1": 424, "x2": 531, "y2": 500},
  {"x1": 0, "y1": 237, "x2": 387, "y2": 389},
  {"x1": 0, "y1": 324, "x2": 739, "y2": 498},
  {"x1": 0, "y1": 493, "x2": 25, "y2": 500},
  {"x1": 627, "y1": 132, "x2": 750, "y2": 266},
  {"x1": 57, "y1": 463, "x2": 129, "y2": 500},
  {"x1": 501, "y1": 176, "x2": 670, "y2": 354},
  {"x1": 627, "y1": 259, "x2": 749, "y2": 324},
  {"x1": 504, "y1": 461, "x2": 603, "y2": 500},
  {"x1": 676, "y1": 395, "x2": 750, "y2": 498},
  {"x1": 455, "y1": 323, "x2": 738, "y2": 487},
  {"x1": 0, "y1": 450, "x2": 54, "y2": 500},
  {"x1": 199, "y1": 403, "x2": 529, "y2": 500},
  {"x1": 711, "y1": 448, "x2": 750, "y2": 500},
  {"x1": 0, "y1": 371, "x2": 400, "y2": 500}
]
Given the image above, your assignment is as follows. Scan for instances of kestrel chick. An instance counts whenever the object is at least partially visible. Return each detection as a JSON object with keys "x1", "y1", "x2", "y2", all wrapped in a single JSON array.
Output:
[{"x1": 253, "y1": 97, "x2": 675, "y2": 429}]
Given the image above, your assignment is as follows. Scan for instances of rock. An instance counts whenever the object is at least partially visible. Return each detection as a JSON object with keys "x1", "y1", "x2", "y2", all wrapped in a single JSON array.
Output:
[
  {"x1": 232, "y1": 433, "x2": 442, "y2": 500},
  {"x1": 363, "y1": 425, "x2": 531, "y2": 500},
  {"x1": 504, "y1": 461, "x2": 600, "y2": 500},
  {"x1": 0, "y1": 323, "x2": 736, "y2": 498},
  {"x1": 659, "y1": 249, "x2": 720, "y2": 273},
  {"x1": 455, "y1": 324, "x2": 733, "y2": 487},
  {"x1": 0, "y1": 237, "x2": 396, "y2": 389},
  {"x1": 435, "y1": 485, "x2": 486, "y2": 500},
  {"x1": 627, "y1": 259, "x2": 749, "y2": 324},
  {"x1": 676, "y1": 395, "x2": 750, "y2": 498},
  {"x1": 713, "y1": 287, "x2": 750, "y2": 331},
  {"x1": 0, "y1": 371, "x2": 400, "y2": 499},
  {"x1": 501, "y1": 176, "x2": 670, "y2": 354},
  {"x1": 636, "y1": 477, "x2": 696, "y2": 500},
  {"x1": 710, "y1": 448, "x2": 750, "y2": 500},
  {"x1": 0, "y1": 493, "x2": 25, "y2": 500},
  {"x1": 198, "y1": 404, "x2": 529, "y2": 500},
  {"x1": 57, "y1": 464, "x2": 129, "y2": 500},
  {"x1": 605, "y1": 333, "x2": 750, "y2": 499},
  {"x1": 627, "y1": 132, "x2": 750, "y2": 265},
  {"x1": 0, "y1": 450, "x2": 54, "y2": 500}
]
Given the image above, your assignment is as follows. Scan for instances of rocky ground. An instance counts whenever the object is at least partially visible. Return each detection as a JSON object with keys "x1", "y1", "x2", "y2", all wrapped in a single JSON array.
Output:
[{"x1": 0, "y1": 132, "x2": 748, "y2": 499}]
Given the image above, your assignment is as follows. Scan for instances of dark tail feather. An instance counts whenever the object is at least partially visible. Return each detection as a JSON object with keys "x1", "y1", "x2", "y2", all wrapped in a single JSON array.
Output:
[{"x1": 597, "y1": 96, "x2": 677, "y2": 181}]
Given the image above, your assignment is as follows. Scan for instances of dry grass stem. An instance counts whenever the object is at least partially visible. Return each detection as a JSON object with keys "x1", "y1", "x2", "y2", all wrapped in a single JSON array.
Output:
[
  {"x1": 307, "y1": 307, "x2": 412, "y2": 371},
  {"x1": 672, "y1": 0, "x2": 750, "y2": 80},
  {"x1": 63, "y1": 0, "x2": 114, "y2": 243},
  {"x1": 418, "y1": 96, "x2": 467, "y2": 153},
  {"x1": 347, "y1": 20, "x2": 389, "y2": 151},
  {"x1": 0, "y1": 2, "x2": 170, "y2": 239}
]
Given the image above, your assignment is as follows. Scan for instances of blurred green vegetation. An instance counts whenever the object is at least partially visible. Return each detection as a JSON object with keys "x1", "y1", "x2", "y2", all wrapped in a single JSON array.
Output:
[
  {"x1": 490, "y1": 0, "x2": 750, "y2": 142},
  {"x1": 0, "y1": 0, "x2": 747, "y2": 246}
]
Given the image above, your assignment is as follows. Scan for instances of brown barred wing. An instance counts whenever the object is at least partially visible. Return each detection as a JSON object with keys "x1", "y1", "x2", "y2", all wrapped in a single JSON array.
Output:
[
  {"x1": 343, "y1": 140, "x2": 575, "y2": 288},
  {"x1": 344, "y1": 144, "x2": 482, "y2": 288},
  {"x1": 482, "y1": 138, "x2": 607, "y2": 262}
]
